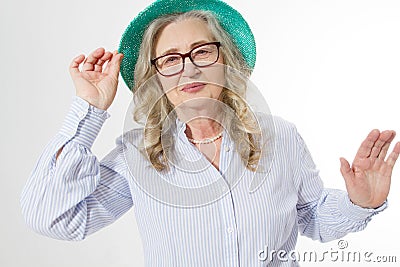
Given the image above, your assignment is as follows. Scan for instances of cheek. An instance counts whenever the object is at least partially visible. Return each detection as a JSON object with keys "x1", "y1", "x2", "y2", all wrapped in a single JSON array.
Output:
[
  {"x1": 204, "y1": 64, "x2": 226, "y2": 88},
  {"x1": 158, "y1": 74, "x2": 180, "y2": 93},
  {"x1": 165, "y1": 90, "x2": 180, "y2": 107},
  {"x1": 155, "y1": 74, "x2": 180, "y2": 107}
]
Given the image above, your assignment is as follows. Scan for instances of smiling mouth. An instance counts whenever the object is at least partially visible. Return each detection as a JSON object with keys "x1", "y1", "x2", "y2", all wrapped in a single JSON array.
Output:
[{"x1": 181, "y1": 82, "x2": 206, "y2": 93}]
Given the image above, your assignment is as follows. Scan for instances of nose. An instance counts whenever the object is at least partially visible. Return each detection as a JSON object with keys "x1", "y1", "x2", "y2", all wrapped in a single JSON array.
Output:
[{"x1": 181, "y1": 57, "x2": 200, "y2": 77}]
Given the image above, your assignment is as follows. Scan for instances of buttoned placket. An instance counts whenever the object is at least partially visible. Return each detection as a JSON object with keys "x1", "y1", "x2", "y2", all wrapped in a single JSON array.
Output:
[
  {"x1": 217, "y1": 132, "x2": 241, "y2": 267},
  {"x1": 176, "y1": 120, "x2": 240, "y2": 266}
]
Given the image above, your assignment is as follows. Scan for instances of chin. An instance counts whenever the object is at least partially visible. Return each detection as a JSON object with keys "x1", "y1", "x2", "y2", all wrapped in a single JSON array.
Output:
[{"x1": 173, "y1": 95, "x2": 222, "y2": 121}]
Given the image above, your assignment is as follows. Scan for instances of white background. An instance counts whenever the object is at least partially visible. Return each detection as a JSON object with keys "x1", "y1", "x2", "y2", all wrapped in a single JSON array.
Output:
[{"x1": 1, "y1": 0, "x2": 400, "y2": 266}]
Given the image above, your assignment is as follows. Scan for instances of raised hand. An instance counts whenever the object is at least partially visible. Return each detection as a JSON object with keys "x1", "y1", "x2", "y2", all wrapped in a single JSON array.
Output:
[
  {"x1": 69, "y1": 48, "x2": 124, "y2": 110},
  {"x1": 340, "y1": 129, "x2": 400, "y2": 208}
]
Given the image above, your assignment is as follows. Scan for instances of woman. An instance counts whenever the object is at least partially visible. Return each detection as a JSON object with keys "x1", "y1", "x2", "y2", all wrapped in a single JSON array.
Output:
[{"x1": 21, "y1": 0, "x2": 400, "y2": 266}]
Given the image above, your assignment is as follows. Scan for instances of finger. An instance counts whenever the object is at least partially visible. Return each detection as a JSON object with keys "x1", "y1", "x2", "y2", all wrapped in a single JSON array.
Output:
[
  {"x1": 93, "y1": 60, "x2": 103, "y2": 72},
  {"x1": 82, "y1": 47, "x2": 105, "y2": 71},
  {"x1": 340, "y1": 157, "x2": 354, "y2": 183},
  {"x1": 94, "y1": 51, "x2": 113, "y2": 72},
  {"x1": 354, "y1": 129, "x2": 380, "y2": 159},
  {"x1": 104, "y1": 51, "x2": 123, "y2": 79},
  {"x1": 103, "y1": 51, "x2": 119, "y2": 72},
  {"x1": 386, "y1": 141, "x2": 400, "y2": 168},
  {"x1": 69, "y1": 54, "x2": 85, "y2": 75},
  {"x1": 370, "y1": 130, "x2": 395, "y2": 158},
  {"x1": 378, "y1": 131, "x2": 396, "y2": 160}
]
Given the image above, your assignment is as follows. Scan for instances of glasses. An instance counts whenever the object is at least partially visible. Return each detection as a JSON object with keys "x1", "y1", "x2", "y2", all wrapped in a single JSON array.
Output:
[{"x1": 151, "y1": 42, "x2": 221, "y2": 77}]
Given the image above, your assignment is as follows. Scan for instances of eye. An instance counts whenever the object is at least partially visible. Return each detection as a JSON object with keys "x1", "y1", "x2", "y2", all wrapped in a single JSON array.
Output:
[
  {"x1": 160, "y1": 55, "x2": 181, "y2": 67},
  {"x1": 193, "y1": 49, "x2": 211, "y2": 58},
  {"x1": 196, "y1": 49, "x2": 209, "y2": 55}
]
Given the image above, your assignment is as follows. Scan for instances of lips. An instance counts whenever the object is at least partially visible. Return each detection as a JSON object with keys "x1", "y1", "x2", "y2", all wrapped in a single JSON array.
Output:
[{"x1": 181, "y1": 82, "x2": 206, "y2": 93}]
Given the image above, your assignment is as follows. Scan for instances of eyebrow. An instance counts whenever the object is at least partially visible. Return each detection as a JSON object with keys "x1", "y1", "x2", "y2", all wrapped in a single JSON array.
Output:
[{"x1": 159, "y1": 40, "x2": 212, "y2": 56}]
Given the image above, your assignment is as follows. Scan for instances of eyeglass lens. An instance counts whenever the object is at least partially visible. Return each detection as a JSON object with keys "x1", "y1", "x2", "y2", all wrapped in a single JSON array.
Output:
[{"x1": 154, "y1": 43, "x2": 220, "y2": 76}]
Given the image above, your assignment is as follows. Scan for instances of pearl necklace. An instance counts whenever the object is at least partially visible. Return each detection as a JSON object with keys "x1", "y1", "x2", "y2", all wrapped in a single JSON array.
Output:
[{"x1": 187, "y1": 132, "x2": 223, "y2": 144}]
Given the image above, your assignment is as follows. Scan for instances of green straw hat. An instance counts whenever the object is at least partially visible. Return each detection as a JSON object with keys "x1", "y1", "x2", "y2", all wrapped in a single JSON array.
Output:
[{"x1": 118, "y1": 0, "x2": 256, "y2": 90}]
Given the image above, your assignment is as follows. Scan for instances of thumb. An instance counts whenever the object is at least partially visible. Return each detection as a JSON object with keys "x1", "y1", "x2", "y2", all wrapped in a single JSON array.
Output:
[{"x1": 339, "y1": 157, "x2": 354, "y2": 183}]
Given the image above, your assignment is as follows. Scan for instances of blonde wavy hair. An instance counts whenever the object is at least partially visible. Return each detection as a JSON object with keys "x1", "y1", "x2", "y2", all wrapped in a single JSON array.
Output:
[{"x1": 132, "y1": 10, "x2": 261, "y2": 171}]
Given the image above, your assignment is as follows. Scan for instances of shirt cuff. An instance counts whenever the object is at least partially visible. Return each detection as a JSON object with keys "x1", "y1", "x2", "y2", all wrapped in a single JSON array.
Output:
[
  {"x1": 338, "y1": 193, "x2": 387, "y2": 222},
  {"x1": 59, "y1": 96, "x2": 110, "y2": 148}
]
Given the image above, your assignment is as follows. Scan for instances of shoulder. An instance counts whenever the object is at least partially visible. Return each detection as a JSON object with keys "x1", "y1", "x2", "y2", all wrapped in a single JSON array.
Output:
[
  {"x1": 100, "y1": 128, "x2": 147, "y2": 172},
  {"x1": 254, "y1": 112, "x2": 299, "y2": 140},
  {"x1": 115, "y1": 128, "x2": 145, "y2": 148},
  {"x1": 254, "y1": 112, "x2": 306, "y2": 161}
]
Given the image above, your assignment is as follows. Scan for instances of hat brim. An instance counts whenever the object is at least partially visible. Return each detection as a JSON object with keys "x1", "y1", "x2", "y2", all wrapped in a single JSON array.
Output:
[{"x1": 118, "y1": 0, "x2": 256, "y2": 90}]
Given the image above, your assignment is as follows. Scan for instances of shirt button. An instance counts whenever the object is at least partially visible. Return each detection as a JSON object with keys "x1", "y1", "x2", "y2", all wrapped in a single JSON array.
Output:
[
  {"x1": 224, "y1": 145, "x2": 230, "y2": 152},
  {"x1": 227, "y1": 227, "x2": 234, "y2": 233},
  {"x1": 78, "y1": 111, "x2": 86, "y2": 119}
]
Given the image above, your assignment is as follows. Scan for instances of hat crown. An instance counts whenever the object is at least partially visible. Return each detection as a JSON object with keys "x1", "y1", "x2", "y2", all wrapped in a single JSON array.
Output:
[{"x1": 119, "y1": 0, "x2": 256, "y2": 90}]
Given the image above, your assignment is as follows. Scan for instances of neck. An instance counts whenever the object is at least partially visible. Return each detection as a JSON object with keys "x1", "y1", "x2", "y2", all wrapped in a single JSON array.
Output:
[
  {"x1": 184, "y1": 117, "x2": 223, "y2": 140},
  {"x1": 175, "y1": 101, "x2": 224, "y2": 140}
]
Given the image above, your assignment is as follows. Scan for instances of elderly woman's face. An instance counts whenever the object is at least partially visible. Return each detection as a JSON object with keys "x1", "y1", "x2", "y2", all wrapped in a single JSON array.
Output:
[{"x1": 154, "y1": 18, "x2": 225, "y2": 109}]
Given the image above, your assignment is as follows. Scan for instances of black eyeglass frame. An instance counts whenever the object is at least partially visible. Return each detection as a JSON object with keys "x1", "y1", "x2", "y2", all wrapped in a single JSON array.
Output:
[{"x1": 150, "y1": 41, "x2": 222, "y2": 77}]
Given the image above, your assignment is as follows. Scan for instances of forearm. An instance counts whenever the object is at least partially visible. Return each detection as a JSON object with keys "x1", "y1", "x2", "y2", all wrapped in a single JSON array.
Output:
[
  {"x1": 297, "y1": 188, "x2": 386, "y2": 242},
  {"x1": 20, "y1": 96, "x2": 129, "y2": 240}
]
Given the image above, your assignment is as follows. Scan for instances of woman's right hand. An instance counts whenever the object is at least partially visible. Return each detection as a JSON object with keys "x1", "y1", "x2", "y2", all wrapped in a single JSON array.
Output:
[{"x1": 69, "y1": 48, "x2": 124, "y2": 110}]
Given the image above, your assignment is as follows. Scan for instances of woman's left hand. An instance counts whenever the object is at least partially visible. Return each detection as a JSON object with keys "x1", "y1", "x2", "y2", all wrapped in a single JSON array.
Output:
[{"x1": 340, "y1": 129, "x2": 400, "y2": 209}]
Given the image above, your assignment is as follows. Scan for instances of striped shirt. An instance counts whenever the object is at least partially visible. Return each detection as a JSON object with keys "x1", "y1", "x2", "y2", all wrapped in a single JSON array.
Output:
[{"x1": 21, "y1": 96, "x2": 386, "y2": 266}]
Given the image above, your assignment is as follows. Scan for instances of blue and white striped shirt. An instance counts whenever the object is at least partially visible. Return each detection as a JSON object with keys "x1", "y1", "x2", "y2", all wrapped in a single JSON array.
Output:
[{"x1": 21, "y1": 96, "x2": 385, "y2": 266}]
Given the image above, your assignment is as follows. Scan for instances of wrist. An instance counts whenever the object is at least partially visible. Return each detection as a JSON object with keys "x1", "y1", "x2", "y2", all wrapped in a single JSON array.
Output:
[
  {"x1": 60, "y1": 96, "x2": 110, "y2": 148},
  {"x1": 75, "y1": 93, "x2": 111, "y2": 111}
]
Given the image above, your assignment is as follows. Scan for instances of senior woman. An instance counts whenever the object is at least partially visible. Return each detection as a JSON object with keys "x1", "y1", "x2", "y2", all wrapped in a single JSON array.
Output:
[{"x1": 21, "y1": 0, "x2": 400, "y2": 266}]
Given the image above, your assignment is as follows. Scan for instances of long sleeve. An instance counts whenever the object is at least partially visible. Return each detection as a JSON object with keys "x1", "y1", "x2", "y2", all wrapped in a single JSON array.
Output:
[
  {"x1": 293, "y1": 128, "x2": 386, "y2": 242},
  {"x1": 20, "y1": 96, "x2": 133, "y2": 241}
]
